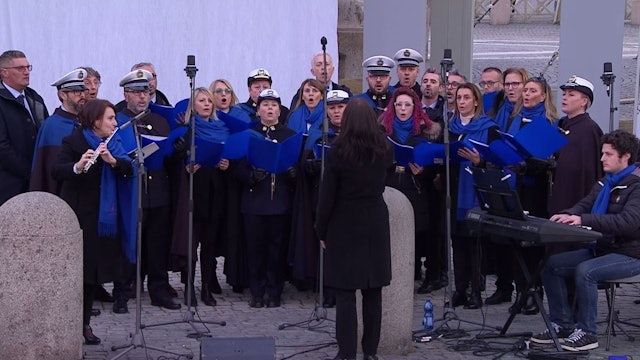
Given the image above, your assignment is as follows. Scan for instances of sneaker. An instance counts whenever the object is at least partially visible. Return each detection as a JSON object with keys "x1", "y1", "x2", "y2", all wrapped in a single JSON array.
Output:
[
  {"x1": 561, "y1": 329, "x2": 599, "y2": 351},
  {"x1": 530, "y1": 323, "x2": 573, "y2": 344}
]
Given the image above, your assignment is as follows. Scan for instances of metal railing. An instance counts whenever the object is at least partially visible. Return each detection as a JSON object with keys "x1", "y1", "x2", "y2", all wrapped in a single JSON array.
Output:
[{"x1": 475, "y1": 0, "x2": 632, "y2": 23}]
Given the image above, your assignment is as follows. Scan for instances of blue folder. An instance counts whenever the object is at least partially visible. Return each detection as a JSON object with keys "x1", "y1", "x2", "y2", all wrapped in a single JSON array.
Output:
[
  {"x1": 149, "y1": 99, "x2": 189, "y2": 131},
  {"x1": 217, "y1": 109, "x2": 255, "y2": 134},
  {"x1": 410, "y1": 140, "x2": 473, "y2": 166},
  {"x1": 193, "y1": 138, "x2": 224, "y2": 167},
  {"x1": 247, "y1": 132, "x2": 303, "y2": 173},
  {"x1": 140, "y1": 135, "x2": 169, "y2": 170},
  {"x1": 498, "y1": 119, "x2": 567, "y2": 159},
  {"x1": 314, "y1": 143, "x2": 331, "y2": 159},
  {"x1": 467, "y1": 138, "x2": 524, "y2": 167},
  {"x1": 221, "y1": 130, "x2": 255, "y2": 160}
]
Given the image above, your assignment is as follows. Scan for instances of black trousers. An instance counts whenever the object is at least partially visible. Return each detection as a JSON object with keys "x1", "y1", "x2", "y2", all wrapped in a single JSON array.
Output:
[
  {"x1": 452, "y1": 234, "x2": 483, "y2": 293},
  {"x1": 244, "y1": 214, "x2": 290, "y2": 300},
  {"x1": 122, "y1": 206, "x2": 171, "y2": 302},
  {"x1": 182, "y1": 217, "x2": 223, "y2": 288},
  {"x1": 335, "y1": 287, "x2": 382, "y2": 358},
  {"x1": 83, "y1": 283, "x2": 96, "y2": 327}
]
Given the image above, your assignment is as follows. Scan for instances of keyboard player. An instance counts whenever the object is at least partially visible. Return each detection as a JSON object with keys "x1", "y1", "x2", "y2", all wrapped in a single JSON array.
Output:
[{"x1": 530, "y1": 130, "x2": 640, "y2": 351}]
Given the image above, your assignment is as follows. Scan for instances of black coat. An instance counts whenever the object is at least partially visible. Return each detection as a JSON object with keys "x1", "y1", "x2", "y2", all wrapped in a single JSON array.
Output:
[
  {"x1": 562, "y1": 167, "x2": 640, "y2": 259},
  {"x1": 51, "y1": 128, "x2": 133, "y2": 284},
  {"x1": 0, "y1": 82, "x2": 49, "y2": 205},
  {"x1": 315, "y1": 147, "x2": 394, "y2": 290}
]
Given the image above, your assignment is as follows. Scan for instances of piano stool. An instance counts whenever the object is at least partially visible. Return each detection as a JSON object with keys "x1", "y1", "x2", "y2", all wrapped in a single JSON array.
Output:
[{"x1": 601, "y1": 274, "x2": 640, "y2": 351}]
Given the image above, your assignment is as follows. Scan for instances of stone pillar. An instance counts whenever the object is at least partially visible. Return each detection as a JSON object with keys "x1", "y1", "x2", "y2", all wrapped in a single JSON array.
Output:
[
  {"x1": 490, "y1": 0, "x2": 511, "y2": 25},
  {"x1": 631, "y1": 0, "x2": 640, "y2": 25},
  {"x1": 357, "y1": 187, "x2": 414, "y2": 355},
  {"x1": 0, "y1": 192, "x2": 83, "y2": 360}
]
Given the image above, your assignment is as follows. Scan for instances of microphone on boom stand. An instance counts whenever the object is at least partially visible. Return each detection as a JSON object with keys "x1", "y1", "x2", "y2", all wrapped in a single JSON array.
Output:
[{"x1": 601, "y1": 61, "x2": 617, "y2": 132}]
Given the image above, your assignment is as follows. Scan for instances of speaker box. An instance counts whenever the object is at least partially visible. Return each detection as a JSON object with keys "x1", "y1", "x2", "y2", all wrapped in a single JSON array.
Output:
[{"x1": 200, "y1": 337, "x2": 275, "y2": 360}]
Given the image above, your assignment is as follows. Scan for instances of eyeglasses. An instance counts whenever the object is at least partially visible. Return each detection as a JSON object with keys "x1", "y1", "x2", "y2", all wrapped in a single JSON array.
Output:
[
  {"x1": 394, "y1": 102, "x2": 414, "y2": 108},
  {"x1": 479, "y1": 80, "x2": 501, "y2": 87},
  {"x1": 504, "y1": 81, "x2": 523, "y2": 89},
  {"x1": 214, "y1": 88, "x2": 233, "y2": 94},
  {"x1": 446, "y1": 81, "x2": 461, "y2": 88},
  {"x1": 2, "y1": 65, "x2": 32, "y2": 72}
]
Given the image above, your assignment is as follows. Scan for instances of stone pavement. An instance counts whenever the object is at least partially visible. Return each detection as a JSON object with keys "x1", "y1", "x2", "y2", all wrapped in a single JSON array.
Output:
[{"x1": 82, "y1": 23, "x2": 640, "y2": 359}]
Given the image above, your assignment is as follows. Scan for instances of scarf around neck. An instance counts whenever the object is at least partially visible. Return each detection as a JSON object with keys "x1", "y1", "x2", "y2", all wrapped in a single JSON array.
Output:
[
  {"x1": 591, "y1": 165, "x2": 637, "y2": 214},
  {"x1": 507, "y1": 102, "x2": 546, "y2": 135},
  {"x1": 287, "y1": 102, "x2": 325, "y2": 134},
  {"x1": 392, "y1": 115, "x2": 414, "y2": 144}
]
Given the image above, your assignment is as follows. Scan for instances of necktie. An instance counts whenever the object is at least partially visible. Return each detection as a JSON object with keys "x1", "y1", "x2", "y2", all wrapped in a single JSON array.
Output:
[
  {"x1": 16, "y1": 94, "x2": 25, "y2": 107},
  {"x1": 17, "y1": 94, "x2": 35, "y2": 123}
]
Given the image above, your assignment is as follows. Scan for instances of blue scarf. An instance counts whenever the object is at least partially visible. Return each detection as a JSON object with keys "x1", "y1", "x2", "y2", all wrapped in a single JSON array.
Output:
[
  {"x1": 483, "y1": 91, "x2": 499, "y2": 114},
  {"x1": 591, "y1": 165, "x2": 637, "y2": 214},
  {"x1": 82, "y1": 128, "x2": 130, "y2": 237},
  {"x1": 449, "y1": 114, "x2": 497, "y2": 220},
  {"x1": 393, "y1": 116, "x2": 414, "y2": 144},
  {"x1": 507, "y1": 102, "x2": 546, "y2": 135},
  {"x1": 287, "y1": 102, "x2": 325, "y2": 134},
  {"x1": 195, "y1": 115, "x2": 229, "y2": 143},
  {"x1": 494, "y1": 100, "x2": 514, "y2": 132}
]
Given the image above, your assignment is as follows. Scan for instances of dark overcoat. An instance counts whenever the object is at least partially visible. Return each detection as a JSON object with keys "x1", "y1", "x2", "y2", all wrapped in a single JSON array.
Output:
[
  {"x1": 315, "y1": 147, "x2": 394, "y2": 290},
  {"x1": 51, "y1": 128, "x2": 133, "y2": 284}
]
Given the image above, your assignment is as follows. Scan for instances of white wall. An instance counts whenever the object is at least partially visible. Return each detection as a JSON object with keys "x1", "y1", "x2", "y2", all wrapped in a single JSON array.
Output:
[{"x1": 0, "y1": 0, "x2": 338, "y2": 110}]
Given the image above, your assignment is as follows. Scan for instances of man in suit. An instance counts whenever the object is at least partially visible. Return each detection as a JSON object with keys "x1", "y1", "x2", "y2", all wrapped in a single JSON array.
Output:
[
  {"x1": 0, "y1": 50, "x2": 49, "y2": 205},
  {"x1": 289, "y1": 52, "x2": 352, "y2": 108}
]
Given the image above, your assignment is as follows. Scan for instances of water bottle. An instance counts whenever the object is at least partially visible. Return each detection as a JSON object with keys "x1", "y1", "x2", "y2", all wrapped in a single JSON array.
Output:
[{"x1": 423, "y1": 298, "x2": 434, "y2": 330}]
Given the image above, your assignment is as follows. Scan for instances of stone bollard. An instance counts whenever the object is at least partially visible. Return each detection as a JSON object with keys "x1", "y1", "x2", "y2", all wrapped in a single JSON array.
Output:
[
  {"x1": 0, "y1": 192, "x2": 83, "y2": 360},
  {"x1": 357, "y1": 187, "x2": 415, "y2": 355}
]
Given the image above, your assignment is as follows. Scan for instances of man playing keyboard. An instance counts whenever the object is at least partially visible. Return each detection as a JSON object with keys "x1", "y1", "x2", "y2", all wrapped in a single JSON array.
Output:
[{"x1": 531, "y1": 129, "x2": 640, "y2": 351}]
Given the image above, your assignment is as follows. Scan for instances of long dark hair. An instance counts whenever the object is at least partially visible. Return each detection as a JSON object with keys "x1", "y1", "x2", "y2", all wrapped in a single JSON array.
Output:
[{"x1": 332, "y1": 99, "x2": 389, "y2": 166}]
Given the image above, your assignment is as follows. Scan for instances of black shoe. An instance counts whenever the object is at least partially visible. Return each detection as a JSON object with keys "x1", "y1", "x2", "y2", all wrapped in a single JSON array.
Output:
[
  {"x1": 509, "y1": 292, "x2": 524, "y2": 314},
  {"x1": 249, "y1": 297, "x2": 264, "y2": 308},
  {"x1": 363, "y1": 355, "x2": 379, "y2": 360},
  {"x1": 90, "y1": 308, "x2": 101, "y2": 317},
  {"x1": 94, "y1": 285, "x2": 114, "y2": 302},
  {"x1": 151, "y1": 297, "x2": 181, "y2": 310},
  {"x1": 167, "y1": 283, "x2": 178, "y2": 298},
  {"x1": 112, "y1": 298, "x2": 128, "y2": 314},
  {"x1": 266, "y1": 297, "x2": 281, "y2": 308},
  {"x1": 209, "y1": 277, "x2": 222, "y2": 294},
  {"x1": 323, "y1": 296, "x2": 336, "y2": 308},
  {"x1": 464, "y1": 291, "x2": 483, "y2": 309},
  {"x1": 522, "y1": 293, "x2": 540, "y2": 315},
  {"x1": 449, "y1": 291, "x2": 468, "y2": 308},
  {"x1": 83, "y1": 326, "x2": 101, "y2": 345},
  {"x1": 485, "y1": 289, "x2": 512, "y2": 305},
  {"x1": 201, "y1": 285, "x2": 217, "y2": 306},
  {"x1": 417, "y1": 280, "x2": 442, "y2": 294}
]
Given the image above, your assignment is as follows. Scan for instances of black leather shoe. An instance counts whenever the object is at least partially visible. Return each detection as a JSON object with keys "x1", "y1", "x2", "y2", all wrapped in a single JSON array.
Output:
[
  {"x1": 151, "y1": 297, "x2": 181, "y2": 310},
  {"x1": 266, "y1": 297, "x2": 281, "y2": 308},
  {"x1": 167, "y1": 284, "x2": 178, "y2": 298},
  {"x1": 449, "y1": 291, "x2": 468, "y2": 308},
  {"x1": 209, "y1": 277, "x2": 222, "y2": 294},
  {"x1": 112, "y1": 298, "x2": 128, "y2": 314},
  {"x1": 464, "y1": 291, "x2": 483, "y2": 309},
  {"x1": 90, "y1": 308, "x2": 101, "y2": 317},
  {"x1": 249, "y1": 297, "x2": 264, "y2": 308},
  {"x1": 83, "y1": 326, "x2": 101, "y2": 345},
  {"x1": 522, "y1": 290, "x2": 541, "y2": 315},
  {"x1": 485, "y1": 289, "x2": 512, "y2": 305},
  {"x1": 363, "y1": 355, "x2": 379, "y2": 360},
  {"x1": 94, "y1": 285, "x2": 114, "y2": 302},
  {"x1": 323, "y1": 296, "x2": 336, "y2": 308},
  {"x1": 201, "y1": 285, "x2": 217, "y2": 306}
]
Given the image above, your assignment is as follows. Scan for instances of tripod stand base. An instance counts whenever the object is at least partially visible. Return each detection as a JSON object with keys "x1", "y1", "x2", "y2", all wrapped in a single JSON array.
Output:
[
  {"x1": 110, "y1": 331, "x2": 193, "y2": 359},
  {"x1": 433, "y1": 307, "x2": 502, "y2": 332},
  {"x1": 142, "y1": 308, "x2": 226, "y2": 339},
  {"x1": 278, "y1": 304, "x2": 332, "y2": 330}
]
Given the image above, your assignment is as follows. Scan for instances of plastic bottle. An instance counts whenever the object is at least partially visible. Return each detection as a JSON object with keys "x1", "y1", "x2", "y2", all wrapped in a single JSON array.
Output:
[{"x1": 423, "y1": 298, "x2": 434, "y2": 331}]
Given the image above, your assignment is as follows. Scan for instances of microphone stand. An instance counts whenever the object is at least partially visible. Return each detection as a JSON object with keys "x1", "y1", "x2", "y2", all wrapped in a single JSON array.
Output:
[
  {"x1": 140, "y1": 57, "x2": 226, "y2": 337},
  {"x1": 111, "y1": 111, "x2": 191, "y2": 359},
  {"x1": 429, "y1": 50, "x2": 498, "y2": 333},
  {"x1": 278, "y1": 36, "x2": 333, "y2": 331},
  {"x1": 601, "y1": 67, "x2": 617, "y2": 132}
]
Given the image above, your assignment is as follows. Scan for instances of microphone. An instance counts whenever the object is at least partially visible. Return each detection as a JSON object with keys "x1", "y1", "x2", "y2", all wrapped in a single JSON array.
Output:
[
  {"x1": 548, "y1": 51, "x2": 559, "y2": 66},
  {"x1": 184, "y1": 55, "x2": 198, "y2": 79},
  {"x1": 119, "y1": 109, "x2": 150, "y2": 130},
  {"x1": 320, "y1": 36, "x2": 327, "y2": 47},
  {"x1": 601, "y1": 62, "x2": 615, "y2": 96},
  {"x1": 440, "y1": 49, "x2": 454, "y2": 78}
]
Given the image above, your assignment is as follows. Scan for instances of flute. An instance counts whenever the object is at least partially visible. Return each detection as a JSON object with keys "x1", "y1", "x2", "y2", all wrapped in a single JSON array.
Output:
[{"x1": 83, "y1": 127, "x2": 119, "y2": 173}]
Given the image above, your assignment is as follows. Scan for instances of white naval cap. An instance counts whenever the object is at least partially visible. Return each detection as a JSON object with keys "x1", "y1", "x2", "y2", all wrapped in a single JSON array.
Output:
[
  {"x1": 326, "y1": 89, "x2": 350, "y2": 105},
  {"x1": 362, "y1": 55, "x2": 395, "y2": 74},
  {"x1": 119, "y1": 69, "x2": 153, "y2": 90},
  {"x1": 257, "y1": 88, "x2": 281, "y2": 105},
  {"x1": 559, "y1": 75, "x2": 594, "y2": 104},
  {"x1": 51, "y1": 68, "x2": 87, "y2": 91},
  {"x1": 247, "y1": 68, "x2": 272, "y2": 86},
  {"x1": 393, "y1": 48, "x2": 424, "y2": 67}
]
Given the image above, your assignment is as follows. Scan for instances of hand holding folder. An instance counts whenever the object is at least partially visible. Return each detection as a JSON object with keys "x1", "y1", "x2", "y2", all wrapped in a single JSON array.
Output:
[{"x1": 247, "y1": 132, "x2": 303, "y2": 173}]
